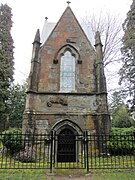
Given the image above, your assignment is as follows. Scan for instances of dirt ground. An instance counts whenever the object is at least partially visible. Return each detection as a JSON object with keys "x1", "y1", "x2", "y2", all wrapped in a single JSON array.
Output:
[
  {"x1": 46, "y1": 170, "x2": 94, "y2": 180},
  {"x1": 46, "y1": 174, "x2": 93, "y2": 180}
]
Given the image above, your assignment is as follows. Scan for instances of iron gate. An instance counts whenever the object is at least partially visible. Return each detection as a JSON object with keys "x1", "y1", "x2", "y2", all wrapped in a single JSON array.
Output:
[
  {"x1": 57, "y1": 129, "x2": 76, "y2": 162},
  {"x1": 53, "y1": 130, "x2": 87, "y2": 170}
]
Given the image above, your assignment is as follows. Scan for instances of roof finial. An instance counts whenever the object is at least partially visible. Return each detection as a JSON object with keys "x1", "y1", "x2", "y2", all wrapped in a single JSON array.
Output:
[
  {"x1": 67, "y1": 1, "x2": 71, "y2": 6},
  {"x1": 45, "y1": 17, "x2": 48, "y2": 21}
]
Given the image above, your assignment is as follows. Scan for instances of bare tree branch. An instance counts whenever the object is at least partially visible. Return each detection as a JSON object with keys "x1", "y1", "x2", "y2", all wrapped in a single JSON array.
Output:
[
  {"x1": 81, "y1": 12, "x2": 123, "y2": 67},
  {"x1": 81, "y1": 12, "x2": 124, "y2": 102}
]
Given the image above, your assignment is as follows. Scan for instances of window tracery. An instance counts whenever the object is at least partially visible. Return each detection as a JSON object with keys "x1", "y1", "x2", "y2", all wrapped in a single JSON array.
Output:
[{"x1": 60, "y1": 51, "x2": 75, "y2": 92}]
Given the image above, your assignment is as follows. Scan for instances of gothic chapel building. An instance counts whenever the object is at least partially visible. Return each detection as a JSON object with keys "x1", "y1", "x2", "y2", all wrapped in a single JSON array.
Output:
[{"x1": 23, "y1": 5, "x2": 111, "y2": 136}]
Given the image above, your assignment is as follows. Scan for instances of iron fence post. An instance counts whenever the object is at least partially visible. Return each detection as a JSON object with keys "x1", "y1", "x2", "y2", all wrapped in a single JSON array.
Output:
[
  {"x1": 83, "y1": 131, "x2": 86, "y2": 168},
  {"x1": 53, "y1": 131, "x2": 56, "y2": 164},
  {"x1": 85, "y1": 131, "x2": 89, "y2": 173},
  {"x1": 50, "y1": 130, "x2": 53, "y2": 173}
]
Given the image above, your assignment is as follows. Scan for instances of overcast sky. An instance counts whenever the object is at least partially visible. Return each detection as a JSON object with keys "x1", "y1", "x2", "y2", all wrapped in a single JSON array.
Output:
[{"x1": 1, "y1": 0, "x2": 132, "y2": 84}]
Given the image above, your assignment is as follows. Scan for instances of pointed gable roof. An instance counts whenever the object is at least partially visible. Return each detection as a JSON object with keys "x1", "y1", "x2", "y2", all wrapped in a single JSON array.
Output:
[{"x1": 41, "y1": 6, "x2": 94, "y2": 48}]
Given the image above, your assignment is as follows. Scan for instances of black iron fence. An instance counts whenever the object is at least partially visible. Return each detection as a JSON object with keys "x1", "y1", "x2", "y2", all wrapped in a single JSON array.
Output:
[{"x1": 0, "y1": 132, "x2": 135, "y2": 172}]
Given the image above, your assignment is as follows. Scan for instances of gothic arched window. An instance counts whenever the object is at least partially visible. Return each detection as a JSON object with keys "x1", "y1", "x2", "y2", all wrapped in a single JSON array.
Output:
[{"x1": 60, "y1": 51, "x2": 75, "y2": 92}]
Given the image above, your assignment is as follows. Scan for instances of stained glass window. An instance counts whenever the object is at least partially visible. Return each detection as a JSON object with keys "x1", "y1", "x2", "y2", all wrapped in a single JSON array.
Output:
[{"x1": 60, "y1": 51, "x2": 75, "y2": 92}]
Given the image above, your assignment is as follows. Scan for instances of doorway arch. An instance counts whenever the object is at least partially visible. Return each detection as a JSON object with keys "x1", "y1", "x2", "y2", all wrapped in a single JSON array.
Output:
[
  {"x1": 52, "y1": 119, "x2": 82, "y2": 162},
  {"x1": 57, "y1": 127, "x2": 76, "y2": 162},
  {"x1": 52, "y1": 119, "x2": 82, "y2": 135}
]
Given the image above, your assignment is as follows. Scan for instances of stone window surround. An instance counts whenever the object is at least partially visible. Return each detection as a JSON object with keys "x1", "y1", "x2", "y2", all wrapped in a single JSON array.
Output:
[{"x1": 53, "y1": 44, "x2": 82, "y2": 92}]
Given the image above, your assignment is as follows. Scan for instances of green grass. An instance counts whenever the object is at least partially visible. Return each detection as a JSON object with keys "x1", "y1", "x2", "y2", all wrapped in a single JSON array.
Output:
[
  {"x1": 88, "y1": 155, "x2": 135, "y2": 169},
  {"x1": 0, "y1": 169, "x2": 50, "y2": 180},
  {"x1": 0, "y1": 153, "x2": 135, "y2": 179},
  {"x1": 0, "y1": 169, "x2": 135, "y2": 180},
  {"x1": 0, "y1": 155, "x2": 134, "y2": 169},
  {"x1": 93, "y1": 170, "x2": 135, "y2": 180}
]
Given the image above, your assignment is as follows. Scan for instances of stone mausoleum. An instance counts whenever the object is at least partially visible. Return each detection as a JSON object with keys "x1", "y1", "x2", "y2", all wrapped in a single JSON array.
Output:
[{"x1": 23, "y1": 5, "x2": 111, "y2": 136}]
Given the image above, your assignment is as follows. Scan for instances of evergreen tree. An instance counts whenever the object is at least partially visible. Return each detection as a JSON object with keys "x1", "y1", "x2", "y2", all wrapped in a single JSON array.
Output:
[
  {"x1": 112, "y1": 105, "x2": 135, "y2": 128},
  {"x1": 109, "y1": 91, "x2": 135, "y2": 128},
  {"x1": 109, "y1": 91, "x2": 125, "y2": 113},
  {"x1": 119, "y1": 0, "x2": 135, "y2": 110},
  {"x1": 0, "y1": 4, "x2": 14, "y2": 131},
  {"x1": 6, "y1": 83, "x2": 26, "y2": 129}
]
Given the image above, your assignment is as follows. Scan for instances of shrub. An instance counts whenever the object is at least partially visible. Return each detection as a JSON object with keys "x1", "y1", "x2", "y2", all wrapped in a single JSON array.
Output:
[
  {"x1": 107, "y1": 127, "x2": 135, "y2": 155},
  {"x1": 15, "y1": 146, "x2": 36, "y2": 162},
  {"x1": 1, "y1": 129, "x2": 24, "y2": 155},
  {"x1": 111, "y1": 127, "x2": 135, "y2": 134}
]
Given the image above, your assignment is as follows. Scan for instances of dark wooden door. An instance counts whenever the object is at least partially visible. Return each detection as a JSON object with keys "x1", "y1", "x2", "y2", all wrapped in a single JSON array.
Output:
[{"x1": 57, "y1": 128, "x2": 76, "y2": 162}]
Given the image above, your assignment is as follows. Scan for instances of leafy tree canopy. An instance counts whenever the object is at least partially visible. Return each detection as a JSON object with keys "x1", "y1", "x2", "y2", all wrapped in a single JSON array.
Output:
[
  {"x1": 112, "y1": 105, "x2": 135, "y2": 128},
  {"x1": 119, "y1": 0, "x2": 135, "y2": 110}
]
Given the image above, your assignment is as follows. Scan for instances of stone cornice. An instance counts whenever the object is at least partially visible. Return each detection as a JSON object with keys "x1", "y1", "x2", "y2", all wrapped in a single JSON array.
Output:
[{"x1": 26, "y1": 90, "x2": 108, "y2": 96}]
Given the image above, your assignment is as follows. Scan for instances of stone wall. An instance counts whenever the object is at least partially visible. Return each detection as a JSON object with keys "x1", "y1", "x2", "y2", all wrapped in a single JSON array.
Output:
[
  {"x1": 37, "y1": 7, "x2": 96, "y2": 93},
  {"x1": 25, "y1": 93, "x2": 109, "y2": 114},
  {"x1": 23, "y1": 93, "x2": 110, "y2": 134}
]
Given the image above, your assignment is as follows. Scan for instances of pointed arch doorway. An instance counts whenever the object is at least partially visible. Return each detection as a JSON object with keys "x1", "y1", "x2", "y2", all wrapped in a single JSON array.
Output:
[
  {"x1": 57, "y1": 128, "x2": 76, "y2": 162},
  {"x1": 52, "y1": 119, "x2": 82, "y2": 163}
]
